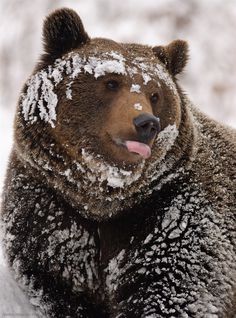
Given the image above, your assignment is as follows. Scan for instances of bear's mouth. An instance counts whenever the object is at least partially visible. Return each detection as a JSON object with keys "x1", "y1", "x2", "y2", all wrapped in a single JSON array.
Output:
[
  {"x1": 113, "y1": 138, "x2": 152, "y2": 159},
  {"x1": 125, "y1": 140, "x2": 151, "y2": 159}
]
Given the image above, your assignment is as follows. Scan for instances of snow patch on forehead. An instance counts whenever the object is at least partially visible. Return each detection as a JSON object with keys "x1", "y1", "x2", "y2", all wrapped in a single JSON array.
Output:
[
  {"x1": 79, "y1": 52, "x2": 127, "y2": 79},
  {"x1": 132, "y1": 57, "x2": 176, "y2": 92},
  {"x1": 70, "y1": 51, "x2": 126, "y2": 79}
]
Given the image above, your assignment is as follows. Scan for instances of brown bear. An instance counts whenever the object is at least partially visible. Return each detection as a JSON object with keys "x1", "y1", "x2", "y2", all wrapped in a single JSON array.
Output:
[{"x1": 1, "y1": 7, "x2": 236, "y2": 318}]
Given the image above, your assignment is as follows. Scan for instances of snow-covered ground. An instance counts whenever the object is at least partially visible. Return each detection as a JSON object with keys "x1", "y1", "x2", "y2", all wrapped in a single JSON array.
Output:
[{"x1": 0, "y1": 0, "x2": 236, "y2": 316}]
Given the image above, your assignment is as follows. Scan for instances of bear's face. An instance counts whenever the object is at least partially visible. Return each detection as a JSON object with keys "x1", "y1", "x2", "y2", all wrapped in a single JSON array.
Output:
[
  {"x1": 14, "y1": 9, "x2": 190, "y2": 219},
  {"x1": 52, "y1": 40, "x2": 182, "y2": 166}
]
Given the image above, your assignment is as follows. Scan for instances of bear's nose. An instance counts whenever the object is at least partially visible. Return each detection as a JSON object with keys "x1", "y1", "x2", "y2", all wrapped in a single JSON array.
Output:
[{"x1": 133, "y1": 113, "x2": 161, "y2": 143}]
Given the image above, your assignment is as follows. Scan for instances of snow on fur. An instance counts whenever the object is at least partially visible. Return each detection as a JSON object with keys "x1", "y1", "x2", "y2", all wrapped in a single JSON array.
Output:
[
  {"x1": 21, "y1": 51, "x2": 176, "y2": 128},
  {"x1": 105, "y1": 192, "x2": 236, "y2": 317},
  {"x1": 130, "y1": 83, "x2": 141, "y2": 93},
  {"x1": 81, "y1": 149, "x2": 143, "y2": 189},
  {"x1": 133, "y1": 102, "x2": 143, "y2": 110}
]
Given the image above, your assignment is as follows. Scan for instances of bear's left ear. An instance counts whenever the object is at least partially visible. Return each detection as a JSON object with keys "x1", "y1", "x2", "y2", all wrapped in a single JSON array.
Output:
[
  {"x1": 152, "y1": 40, "x2": 188, "y2": 76},
  {"x1": 42, "y1": 8, "x2": 90, "y2": 61}
]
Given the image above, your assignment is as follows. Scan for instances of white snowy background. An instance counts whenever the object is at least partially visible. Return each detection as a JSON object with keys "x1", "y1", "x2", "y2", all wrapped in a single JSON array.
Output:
[{"x1": 0, "y1": 0, "x2": 236, "y2": 316}]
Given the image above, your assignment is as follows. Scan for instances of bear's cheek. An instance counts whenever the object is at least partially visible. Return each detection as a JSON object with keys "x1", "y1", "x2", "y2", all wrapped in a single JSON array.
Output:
[
  {"x1": 156, "y1": 89, "x2": 182, "y2": 130},
  {"x1": 49, "y1": 95, "x2": 109, "y2": 160},
  {"x1": 49, "y1": 109, "x2": 87, "y2": 158}
]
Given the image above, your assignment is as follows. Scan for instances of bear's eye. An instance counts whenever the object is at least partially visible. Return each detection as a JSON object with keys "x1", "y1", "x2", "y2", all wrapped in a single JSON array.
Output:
[
  {"x1": 106, "y1": 80, "x2": 119, "y2": 91},
  {"x1": 150, "y1": 93, "x2": 159, "y2": 105}
]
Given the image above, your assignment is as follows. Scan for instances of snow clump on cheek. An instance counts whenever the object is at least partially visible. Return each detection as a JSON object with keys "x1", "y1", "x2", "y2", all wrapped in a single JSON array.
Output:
[
  {"x1": 144, "y1": 123, "x2": 180, "y2": 184},
  {"x1": 21, "y1": 70, "x2": 58, "y2": 128},
  {"x1": 20, "y1": 51, "x2": 177, "y2": 129},
  {"x1": 156, "y1": 124, "x2": 179, "y2": 152}
]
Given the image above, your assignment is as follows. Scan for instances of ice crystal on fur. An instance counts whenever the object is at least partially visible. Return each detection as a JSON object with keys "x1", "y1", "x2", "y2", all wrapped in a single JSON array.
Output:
[
  {"x1": 66, "y1": 81, "x2": 73, "y2": 100},
  {"x1": 134, "y1": 102, "x2": 143, "y2": 111},
  {"x1": 130, "y1": 84, "x2": 141, "y2": 93}
]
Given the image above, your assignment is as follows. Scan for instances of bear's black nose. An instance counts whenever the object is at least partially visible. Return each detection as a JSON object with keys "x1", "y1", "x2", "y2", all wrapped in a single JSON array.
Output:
[{"x1": 133, "y1": 113, "x2": 161, "y2": 143}]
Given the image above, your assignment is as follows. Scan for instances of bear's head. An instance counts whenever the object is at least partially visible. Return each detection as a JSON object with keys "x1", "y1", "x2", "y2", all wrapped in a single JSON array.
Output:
[{"x1": 14, "y1": 8, "x2": 194, "y2": 220}]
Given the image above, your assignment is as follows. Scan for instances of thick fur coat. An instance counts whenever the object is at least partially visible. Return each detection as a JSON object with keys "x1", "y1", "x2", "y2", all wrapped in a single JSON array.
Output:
[{"x1": 1, "y1": 8, "x2": 236, "y2": 318}]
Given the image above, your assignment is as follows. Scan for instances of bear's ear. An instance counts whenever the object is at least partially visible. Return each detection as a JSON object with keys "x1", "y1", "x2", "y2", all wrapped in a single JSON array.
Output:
[
  {"x1": 42, "y1": 8, "x2": 89, "y2": 61},
  {"x1": 152, "y1": 40, "x2": 188, "y2": 76}
]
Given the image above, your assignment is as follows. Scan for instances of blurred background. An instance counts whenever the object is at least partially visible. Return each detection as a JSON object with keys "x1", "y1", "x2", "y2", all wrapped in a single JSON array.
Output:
[{"x1": 1, "y1": 0, "x2": 236, "y2": 194}]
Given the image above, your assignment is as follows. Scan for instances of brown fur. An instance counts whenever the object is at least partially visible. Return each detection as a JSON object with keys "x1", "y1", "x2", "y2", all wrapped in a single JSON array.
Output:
[
  {"x1": 42, "y1": 8, "x2": 90, "y2": 64},
  {"x1": 1, "y1": 8, "x2": 235, "y2": 318},
  {"x1": 153, "y1": 40, "x2": 189, "y2": 75}
]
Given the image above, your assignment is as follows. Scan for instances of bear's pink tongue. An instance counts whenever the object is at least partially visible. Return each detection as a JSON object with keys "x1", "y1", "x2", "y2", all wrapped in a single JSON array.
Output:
[{"x1": 125, "y1": 141, "x2": 151, "y2": 159}]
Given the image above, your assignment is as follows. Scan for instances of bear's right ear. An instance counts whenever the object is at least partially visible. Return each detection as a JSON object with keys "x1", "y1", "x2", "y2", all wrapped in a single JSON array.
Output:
[
  {"x1": 42, "y1": 8, "x2": 89, "y2": 62},
  {"x1": 153, "y1": 40, "x2": 188, "y2": 76}
]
